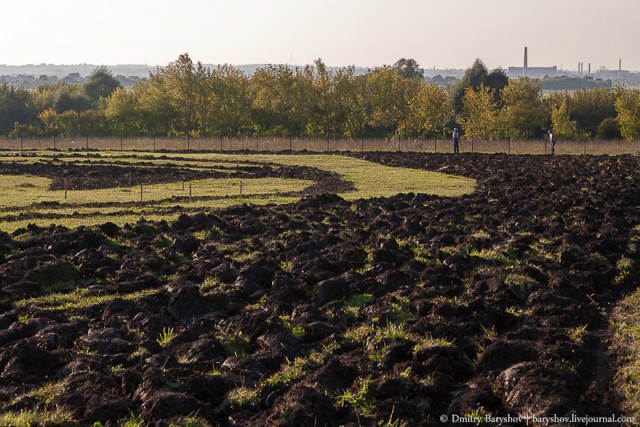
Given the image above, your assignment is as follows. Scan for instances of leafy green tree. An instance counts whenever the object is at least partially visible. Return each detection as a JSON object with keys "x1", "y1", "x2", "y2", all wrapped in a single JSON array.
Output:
[
  {"x1": 204, "y1": 65, "x2": 253, "y2": 136},
  {"x1": 10, "y1": 122, "x2": 41, "y2": 138},
  {"x1": 394, "y1": 58, "x2": 424, "y2": 80},
  {"x1": 570, "y1": 88, "x2": 619, "y2": 137},
  {"x1": 596, "y1": 117, "x2": 622, "y2": 140},
  {"x1": 615, "y1": 89, "x2": 640, "y2": 140},
  {"x1": 460, "y1": 84, "x2": 499, "y2": 140},
  {"x1": 54, "y1": 90, "x2": 92, "y2": 113},
  {"x1": 133, "y1": 78, "x2": 175, "y2": 136},
  {"x1": 78, "y1": 109, "x2": 108, "y2": 137},
  {"x1": 0, "y1": 85, "x2": 35, "y2": 134},
  {"x1": 500, "y1": 78, "x2": 548, "y2": 139},
  {"x1": 104, "y1": 87, "x2": 139, "y2": 136},
  {"x1": 84, "y1": 66, "x2": 122, "y2": 103},
  {"x1": 250, "y1": 65, "x2": 305, "y2": 136},
  {"x1": 57, "y1": 110, "x2": 80, "y2": 136},
  {"x1": 304, "y1": 59, "x2": 344, "y2": 138},
  {"x1": 334, "y1": 67, "x2": 368, "y2": 138},
  {"x1": 152, "y1": 53, "x2": 201, "y2": 137},
  {"x1": 30, "y1": 84, "x2": 62, "y2": 112}
]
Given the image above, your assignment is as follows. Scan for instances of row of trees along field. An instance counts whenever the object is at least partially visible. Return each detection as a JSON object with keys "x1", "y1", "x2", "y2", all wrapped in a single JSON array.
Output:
[{"x1": 2, "y1": 54, "x2": 640, "y2": 141}]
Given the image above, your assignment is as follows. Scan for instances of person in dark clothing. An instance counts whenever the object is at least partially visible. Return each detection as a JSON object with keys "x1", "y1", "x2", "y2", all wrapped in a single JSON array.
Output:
[{"x1": 452, "y1": 128, "x2": 460, "y2": 154}]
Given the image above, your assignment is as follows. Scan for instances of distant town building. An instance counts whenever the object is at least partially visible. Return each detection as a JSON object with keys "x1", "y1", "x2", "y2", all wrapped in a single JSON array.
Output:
[{"x1": 508, "y1": 66, "x2": 558, "y2": 78}]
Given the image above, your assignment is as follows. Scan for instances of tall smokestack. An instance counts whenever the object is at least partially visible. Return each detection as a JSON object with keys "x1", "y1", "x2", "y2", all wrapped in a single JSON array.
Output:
[
  {"x1": 524, "y1": 47, "x2": 528, "y2": 77},
  {"x1": 588, "y1": 63, "x2": 591, "y2": 75},
  {"x1": 619, "y1": 59, "x2": 622, "y2": 71}
]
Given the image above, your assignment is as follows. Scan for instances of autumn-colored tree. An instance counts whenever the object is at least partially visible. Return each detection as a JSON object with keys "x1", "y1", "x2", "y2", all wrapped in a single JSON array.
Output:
[
  {"x1": 365, "y1": 67, "x2": 421, "y2": 136},
  {"x1": 38, "y1": 108, "x2": 60, "y2": 137},
  {"x1": 459, "y1": 84, "x2": 499, "y2": 141},
  {"x1": 399, "y1": 83, "x2": 453, "y2": 137},
  {"x1": 615, "y1": 89, "x2": 640, "y2": 140},
  {"x1": 451, "y1": 59, "x2": 508, "y2": 113},
  {"x1": 550, "y1": 94, "x2": 579, "y2": 140},
  {"x1": 335, "y1": 69, "x2": 368, "y2": 138},
  {"x1": 500, "y1": 78, "x2": 548, "y2": 139}
]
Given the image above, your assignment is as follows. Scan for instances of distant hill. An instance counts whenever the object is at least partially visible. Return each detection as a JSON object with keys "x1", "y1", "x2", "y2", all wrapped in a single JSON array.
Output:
[
  {"x1": 0, "y1": 64, "x2": 155, "y2": 78},
  {"x1": 0, "y1": 63, "x2": 372, "y2": 79}
]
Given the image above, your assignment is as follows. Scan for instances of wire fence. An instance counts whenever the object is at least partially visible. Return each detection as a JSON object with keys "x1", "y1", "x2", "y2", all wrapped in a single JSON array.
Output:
[{"x1": 1, "y1": 136, "x2": 639, "y2": 155}]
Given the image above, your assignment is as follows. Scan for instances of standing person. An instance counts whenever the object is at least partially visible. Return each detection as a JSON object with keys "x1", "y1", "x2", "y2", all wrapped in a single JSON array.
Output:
[
  {"x1": 548, "y1": 129, "x2": 556, "y2": 156},
  {"x1": 452, "y1": 128, "x2": 460, "y2": 154}
]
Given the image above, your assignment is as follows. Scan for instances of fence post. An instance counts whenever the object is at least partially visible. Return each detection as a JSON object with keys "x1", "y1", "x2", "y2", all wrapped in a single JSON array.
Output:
[
  {"x1": 64, "y1": 178, "x2": 68, "y2": 199},
  {"x1": 508, "y1": 139, "x2": 511, "y2": 155},
  {"x1": 584, "y1": 140, "x2": 587, "y2": 155},
  {"x1": 140, "y1": 184, "x2": 143, "y2": 202}
]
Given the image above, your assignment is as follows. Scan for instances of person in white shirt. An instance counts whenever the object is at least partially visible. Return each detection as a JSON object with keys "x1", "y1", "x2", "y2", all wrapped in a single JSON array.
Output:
[{"x1": 452, "y1": 128, "x2": 460, "y2": 154}]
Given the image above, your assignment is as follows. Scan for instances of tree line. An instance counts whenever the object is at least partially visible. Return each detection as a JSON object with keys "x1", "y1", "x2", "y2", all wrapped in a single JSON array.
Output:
[{"x1": 2, "y1": 54, "x2": 640, "y2": 142}]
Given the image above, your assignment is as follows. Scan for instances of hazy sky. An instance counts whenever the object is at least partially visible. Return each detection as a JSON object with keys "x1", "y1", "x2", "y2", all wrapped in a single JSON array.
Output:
[{"x1": 1, "y1": 0, "x2": 638, "y2": 71}]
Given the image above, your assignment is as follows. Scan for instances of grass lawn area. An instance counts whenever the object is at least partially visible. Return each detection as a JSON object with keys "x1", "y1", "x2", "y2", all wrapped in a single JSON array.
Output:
[{"x1": 0, "y1": 151, "x2": 475, "y2": 231}]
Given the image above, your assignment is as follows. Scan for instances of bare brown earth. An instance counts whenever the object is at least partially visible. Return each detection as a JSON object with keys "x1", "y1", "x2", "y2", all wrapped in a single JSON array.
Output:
[{"x1": 1, "y1": 153, "x2": 639, "y2": 426}]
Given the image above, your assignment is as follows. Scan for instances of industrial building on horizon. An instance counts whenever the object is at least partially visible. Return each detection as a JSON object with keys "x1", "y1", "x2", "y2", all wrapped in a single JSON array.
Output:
[
  {"x1": 508, "y1": 47, "x2": 557, "y2": 78},
  {"x1": 508, "y1": 47, "x2": 631, "y2": 80}
]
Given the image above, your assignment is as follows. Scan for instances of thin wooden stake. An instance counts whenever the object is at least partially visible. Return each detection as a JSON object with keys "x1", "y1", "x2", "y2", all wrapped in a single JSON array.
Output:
[
  {"x1": 64, "y1": 178, "x2": 68, "y2": 199},
  {"x1": 140, "y1": 184, "x2": 143, "y2": 202},
  {"x1": 240, "y1": 181, "x2": 243, "y2": 196},
  {"x1": 189, "y1": 181, "x2": 192, "y2": 202}
]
